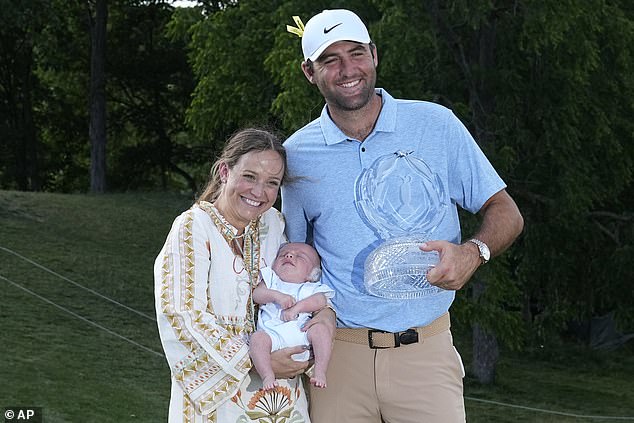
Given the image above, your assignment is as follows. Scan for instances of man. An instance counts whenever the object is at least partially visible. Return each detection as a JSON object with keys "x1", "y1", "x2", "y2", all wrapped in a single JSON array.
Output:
[{"x1": 282, "y1": 9, "x2": 524, "y2": 423}]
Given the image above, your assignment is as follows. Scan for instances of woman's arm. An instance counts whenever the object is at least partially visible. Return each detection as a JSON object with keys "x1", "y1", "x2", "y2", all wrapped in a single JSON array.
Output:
[{"x1": 154, "y1": 209, "x2": 249, "y2": 414}]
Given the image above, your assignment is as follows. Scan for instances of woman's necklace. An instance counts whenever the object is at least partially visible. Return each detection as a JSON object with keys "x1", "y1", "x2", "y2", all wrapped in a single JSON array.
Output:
[
  {"x1": 232, "y1": 230, "x2": 260, "y2": 334},
  {"x1": 199, "y1": 201, "x2": 261, "y2": 333},
  {"x1": 212, "y1": 207, "x2": 245, "y2": 240}
]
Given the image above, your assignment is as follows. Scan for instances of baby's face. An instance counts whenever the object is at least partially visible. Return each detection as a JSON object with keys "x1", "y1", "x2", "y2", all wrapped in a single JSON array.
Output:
[{"x1": 272, "y1": 243, "x2": 319, "y2": 283}]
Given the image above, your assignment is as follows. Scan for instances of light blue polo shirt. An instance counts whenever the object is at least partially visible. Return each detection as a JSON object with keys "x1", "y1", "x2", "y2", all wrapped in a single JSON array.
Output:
[{"x1": 282, "y1": 89, "x2": 505, "y2": 331}]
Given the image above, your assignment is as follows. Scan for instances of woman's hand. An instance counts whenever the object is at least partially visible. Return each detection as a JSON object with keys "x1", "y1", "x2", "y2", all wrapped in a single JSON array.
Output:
[{"x1": 270, "y1": 346, "x2": 311, "y2": 378}]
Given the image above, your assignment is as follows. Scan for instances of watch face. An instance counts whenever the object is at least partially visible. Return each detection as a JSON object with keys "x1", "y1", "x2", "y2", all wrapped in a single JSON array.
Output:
[
  {"x1": 470, "y1": 239, "x2": 490, "y2": 263},
  {"x1": 481, "y1": 245, "x2": 491, "y2": 261}
]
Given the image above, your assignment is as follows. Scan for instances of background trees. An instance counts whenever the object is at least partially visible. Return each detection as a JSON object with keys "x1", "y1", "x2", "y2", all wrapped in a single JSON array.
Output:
[
  {"x1": 0, "y1": 0, "x2": 197, "y2": 193},
  {"x1": 1, "y1": 0, "x2": 632, "y2": 381},
  {"x1": 0, "y1": 0, "x2": 51, "y2": 191}
]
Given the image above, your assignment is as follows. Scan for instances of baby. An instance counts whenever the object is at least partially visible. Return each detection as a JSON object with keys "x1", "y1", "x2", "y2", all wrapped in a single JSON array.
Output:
[{"x1": 250, "y1": 242, "x2": 335, "y2": 390}]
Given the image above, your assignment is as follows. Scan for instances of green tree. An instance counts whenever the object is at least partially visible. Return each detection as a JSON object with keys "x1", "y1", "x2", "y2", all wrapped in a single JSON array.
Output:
[
  {"x1": 184, "y1": 0, "x2": 284, "y2": 147},
  {"x1": 0, "y1": 0, "x2": 51, "y2": 191},
  {"x1": 0, "y1": 0, "x2": 198, "y2": 193},
  {"x1": 106, "y1": 1, "x2": 198, "y2": 192}
]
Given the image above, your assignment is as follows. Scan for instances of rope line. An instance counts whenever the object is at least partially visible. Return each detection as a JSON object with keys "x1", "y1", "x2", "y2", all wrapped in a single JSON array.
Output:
[
  {"x1": 0, "y1": 273, "x2": 164, "y2": 359},
  {"x1": 0, "y1": 246, "x2": 155, "y2": 321},
  {"x1": 465, "y1": 396, "x2": 634, "y2": 420}
]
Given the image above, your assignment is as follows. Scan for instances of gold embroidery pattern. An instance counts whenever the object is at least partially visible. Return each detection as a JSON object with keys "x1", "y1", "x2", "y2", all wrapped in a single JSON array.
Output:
[
  {"x1": 159, "y1": 231, "x2": 175, "y2": 313},
  {"x1": 183, "y1": 360, "x2": 221, "y2": 393},
  {"x1": 235, "y1": 354, "x2": 251, "y2": 375},
  {"x1": 183, "y1": 395, "x2": 194, "y2": 423},
  {"x1": 191, "y1": 310, "x2": 222, "y2": 340},
  {"x1": 182, "y1": 215, "x2": 195, "y2": 311},
  {"x1": 217, "y1": 315, "x2": 250, "y2": 336},
  {"x1": 196, "y1": 377, "x2": 240, "y2": 415},
  {"x1": 160, "y1": 212, "x2": 204, "y2": 386},
  {"x1": 242, "y1": 220, "x2": 261, "y2": 334}
]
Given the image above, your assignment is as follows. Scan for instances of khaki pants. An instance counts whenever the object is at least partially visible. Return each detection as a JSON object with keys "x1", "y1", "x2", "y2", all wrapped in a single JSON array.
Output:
[{"x1": 309, "y1": 324, "x2": 465, "y2": 423}]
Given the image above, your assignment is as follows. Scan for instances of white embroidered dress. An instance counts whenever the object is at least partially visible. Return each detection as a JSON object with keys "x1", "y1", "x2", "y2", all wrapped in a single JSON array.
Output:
[{"x1": 154, "y1": 201, "x2": 310, "y2": 423}]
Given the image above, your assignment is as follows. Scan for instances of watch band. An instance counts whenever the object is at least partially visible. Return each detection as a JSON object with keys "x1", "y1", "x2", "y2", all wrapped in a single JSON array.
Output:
[{"x1": 468, "y1": 238, "x2": 490, "y2": 265}]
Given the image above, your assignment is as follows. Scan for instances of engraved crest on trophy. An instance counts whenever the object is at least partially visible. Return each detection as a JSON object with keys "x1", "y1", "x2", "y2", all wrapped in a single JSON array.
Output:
[{"x1": 354, "y1": 150, "x2": 448, "y2": 299}]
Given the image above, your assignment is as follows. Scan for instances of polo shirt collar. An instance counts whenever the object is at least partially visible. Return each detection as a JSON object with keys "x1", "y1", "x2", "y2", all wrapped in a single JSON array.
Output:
[{"x1": 319, "y1": 88, "x2": 397, "y2": 145}]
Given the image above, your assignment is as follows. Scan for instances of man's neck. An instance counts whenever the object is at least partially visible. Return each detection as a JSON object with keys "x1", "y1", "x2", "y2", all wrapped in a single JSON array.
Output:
[{"x1": 328, "y1": 93, "x2": 383, "y2": 142}]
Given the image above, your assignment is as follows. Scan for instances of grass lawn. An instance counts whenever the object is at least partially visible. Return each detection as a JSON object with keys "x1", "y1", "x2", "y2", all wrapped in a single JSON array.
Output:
[{"x1": 1, "y1": 190, "x2": 632, "y2": 422}]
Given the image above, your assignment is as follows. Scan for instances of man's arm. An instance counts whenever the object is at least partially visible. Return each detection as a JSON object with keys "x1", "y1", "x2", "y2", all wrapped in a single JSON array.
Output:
[{"x1": 423, "y1": 189, "x2": 524, "y2": 290}]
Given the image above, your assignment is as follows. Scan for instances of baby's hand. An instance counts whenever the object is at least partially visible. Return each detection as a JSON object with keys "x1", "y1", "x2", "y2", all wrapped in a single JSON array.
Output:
[
  {"x1": 281, "y1": 308, "x2": 299, "y2": 322},
  {"x1": 276, "y1": 293, "x2": 296, "y2": 310}
]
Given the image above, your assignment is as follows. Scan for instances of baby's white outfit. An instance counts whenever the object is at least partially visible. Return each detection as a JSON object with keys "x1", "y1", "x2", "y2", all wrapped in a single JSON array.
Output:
[{"x1": 256, "y1": 267, "x2": 335, "y2": 361}]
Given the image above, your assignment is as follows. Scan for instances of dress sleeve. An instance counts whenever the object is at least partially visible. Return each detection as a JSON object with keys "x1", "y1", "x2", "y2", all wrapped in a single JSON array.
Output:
[{"x1": 154, "y1": 209, "x2": 250, "y2": 415}]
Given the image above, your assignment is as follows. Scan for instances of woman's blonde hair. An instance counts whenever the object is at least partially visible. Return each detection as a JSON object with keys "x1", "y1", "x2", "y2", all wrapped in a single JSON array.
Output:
[{"x1": 197, "y1": 128, "x2": 288, "y2": 203}]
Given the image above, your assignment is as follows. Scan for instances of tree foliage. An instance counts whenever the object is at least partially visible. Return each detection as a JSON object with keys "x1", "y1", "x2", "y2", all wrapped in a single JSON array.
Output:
[
  {"x1": 0, "y1": 0, "x2": 198, "y2": 193},
  {"x1": 0, "y1": 0, "x2": 52, "y2": 191},
  {"x1": 106, "y1": 1, "x2": 198, "y2": 192}
]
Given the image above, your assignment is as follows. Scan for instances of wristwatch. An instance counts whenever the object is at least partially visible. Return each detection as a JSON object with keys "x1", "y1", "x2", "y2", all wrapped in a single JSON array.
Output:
[{"x1": 468, "y1": 238, "x2": 490, "y2": 265}]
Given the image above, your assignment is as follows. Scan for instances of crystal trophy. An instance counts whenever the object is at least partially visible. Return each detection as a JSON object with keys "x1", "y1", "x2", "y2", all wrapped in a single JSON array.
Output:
[{"x1": 354, "y1": 151, "x2": 448, "y2": 299}]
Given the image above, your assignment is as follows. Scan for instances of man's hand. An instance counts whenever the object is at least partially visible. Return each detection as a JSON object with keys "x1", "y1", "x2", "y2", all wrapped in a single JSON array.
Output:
[
  {"x1": 421, "y1": 189, "x2": 524, "y2": 291},
  {"x1": 270, "y1": 346, "x2": 310, "y2": 378},
  {"x1": 421, "y1": 240, "x2": 480, "y2": 291}
]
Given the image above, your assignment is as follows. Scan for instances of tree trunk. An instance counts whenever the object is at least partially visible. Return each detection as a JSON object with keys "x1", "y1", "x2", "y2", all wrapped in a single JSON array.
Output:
[
  {"x1": 7, "y1": 34, "x2": 39, "y2": 190},
  {"x1": 22, "y1": 39, "x2": 41, "y2": 191},
  {"x1": 472, "y1": 277, "x2": 500, "y2": 384},
  {"x1": 472, "y1": 322, "x2": 499, "y2": 384},
  {"x1": 89, "y1": 0, "x2": 107, "y2": 193}
]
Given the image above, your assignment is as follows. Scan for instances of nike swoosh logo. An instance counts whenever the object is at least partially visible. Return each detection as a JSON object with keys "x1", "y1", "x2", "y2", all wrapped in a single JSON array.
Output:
[{"x1": 323, "y1": 23, "x2": 343, "y2": 34}]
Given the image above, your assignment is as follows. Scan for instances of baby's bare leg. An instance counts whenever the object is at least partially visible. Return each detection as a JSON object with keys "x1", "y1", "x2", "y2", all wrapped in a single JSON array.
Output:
[
  {"x1": 307, "y1": 322, "x2": 332, "y2": 388},
  {"x1": 249, "y1": 331, "x2": 278, "y2": 390}
]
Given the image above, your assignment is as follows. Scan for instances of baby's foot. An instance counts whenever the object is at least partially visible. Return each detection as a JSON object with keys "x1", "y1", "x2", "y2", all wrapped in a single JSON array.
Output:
[
  {"x1": 262, "y1": 375, "x2": 279, "y2": 391},
  {"x1": 310, "y1": 372, "x2": 327, "y2": 388}
]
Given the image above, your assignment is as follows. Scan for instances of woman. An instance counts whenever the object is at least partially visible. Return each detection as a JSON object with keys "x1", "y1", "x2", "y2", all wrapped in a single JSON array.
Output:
[{"x1": 154, "y1": 128, "x2": 325, "y2": 422}]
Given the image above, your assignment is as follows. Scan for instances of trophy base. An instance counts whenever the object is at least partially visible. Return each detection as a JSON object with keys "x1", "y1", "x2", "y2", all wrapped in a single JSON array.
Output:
[{"x1": 364, "y1": 235, "x2": 444, "y2": 299}]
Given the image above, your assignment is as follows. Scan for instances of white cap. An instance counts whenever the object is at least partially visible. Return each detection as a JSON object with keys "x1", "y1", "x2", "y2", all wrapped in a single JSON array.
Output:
[{"x1": 301, "y1": 9, "x2": 371, "y2": 62}]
